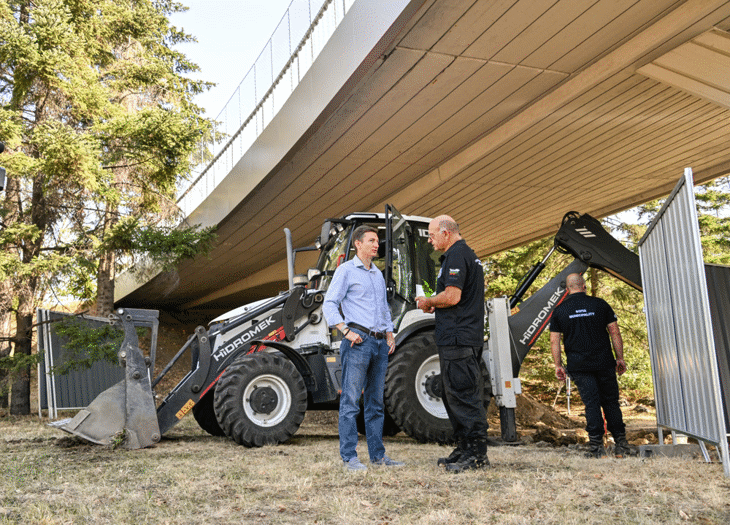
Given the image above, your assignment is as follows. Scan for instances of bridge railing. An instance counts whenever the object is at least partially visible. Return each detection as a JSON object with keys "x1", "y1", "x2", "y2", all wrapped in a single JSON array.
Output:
[{"x1": 177, "y1": 0, "x2": 354, "y2": 216}]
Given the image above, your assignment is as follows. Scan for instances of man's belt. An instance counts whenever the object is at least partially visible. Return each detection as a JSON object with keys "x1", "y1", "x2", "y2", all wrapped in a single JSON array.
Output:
[{"x1": 347, "y1": 322, "x2": 386, "y2": 339}]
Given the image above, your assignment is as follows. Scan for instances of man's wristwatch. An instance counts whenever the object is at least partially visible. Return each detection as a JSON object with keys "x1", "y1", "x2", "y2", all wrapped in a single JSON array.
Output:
[{"x1": 342, "y1": 327, "x2": 350, "y2": 336}]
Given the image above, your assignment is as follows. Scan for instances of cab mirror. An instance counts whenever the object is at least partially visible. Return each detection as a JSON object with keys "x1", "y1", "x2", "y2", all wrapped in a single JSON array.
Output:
[{"x1": 318, "y1": 220, "x2": 332, "y2": 247}]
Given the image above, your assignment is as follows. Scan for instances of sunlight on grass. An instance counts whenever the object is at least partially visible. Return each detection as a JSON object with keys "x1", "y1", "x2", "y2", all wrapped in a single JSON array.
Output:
[{"x1": 1, "y1": 414, "x2": 728, "y2": 524}]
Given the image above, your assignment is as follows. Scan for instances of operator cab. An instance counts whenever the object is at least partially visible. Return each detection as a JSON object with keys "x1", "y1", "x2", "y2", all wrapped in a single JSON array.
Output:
[{"x1": 310, "y1": 206, "x2": 440, "y2": 330}]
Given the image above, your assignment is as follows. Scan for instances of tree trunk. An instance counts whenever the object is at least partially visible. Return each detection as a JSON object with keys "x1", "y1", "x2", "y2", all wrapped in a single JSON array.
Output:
[
  {"x1": 0, "y1": 345, "x2": 9, "y2": 408},
  {"x1": 94, "y1": 205, "x2": 118, "y2": 317},
  {"x1": 10, "y1": 310, "x2": 33, "y2": 415},
  {"x1": 590, "y1": 268, "x2": 598, "y2": 297},
  {"x1": 95, "y1": 249, "x2": 116, "y2": 317},
  {"x1": 8, "y1": 170, "x2": 48, "y2": 415}
]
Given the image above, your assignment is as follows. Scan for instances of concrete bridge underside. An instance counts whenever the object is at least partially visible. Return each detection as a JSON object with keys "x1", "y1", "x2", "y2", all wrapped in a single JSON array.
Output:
[{"x1": 116, "y1": 0, "x2": 730, "y2": 324}]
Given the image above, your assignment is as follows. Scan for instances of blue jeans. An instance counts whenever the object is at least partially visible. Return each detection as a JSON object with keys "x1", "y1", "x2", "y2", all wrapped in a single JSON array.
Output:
[{"x1": 338, "y1": 328, "x2": 389, "y2": 462}]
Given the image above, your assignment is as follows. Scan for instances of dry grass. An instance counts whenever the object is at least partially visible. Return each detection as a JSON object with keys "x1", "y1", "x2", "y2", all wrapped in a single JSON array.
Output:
[{"x1": 1, "y1": 413, "x2": 729, "y2": 525}]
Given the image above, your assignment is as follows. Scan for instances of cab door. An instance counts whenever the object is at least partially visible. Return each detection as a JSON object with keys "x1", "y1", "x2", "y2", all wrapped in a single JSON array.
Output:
[{"x1": 385, "y1": 204, "x2": 414, "y2": 330}]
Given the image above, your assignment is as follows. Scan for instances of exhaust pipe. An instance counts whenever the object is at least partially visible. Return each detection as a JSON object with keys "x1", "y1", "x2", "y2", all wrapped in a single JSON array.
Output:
[{"x1": 285, "y1": 228, "x2": 294, "y2": 290}]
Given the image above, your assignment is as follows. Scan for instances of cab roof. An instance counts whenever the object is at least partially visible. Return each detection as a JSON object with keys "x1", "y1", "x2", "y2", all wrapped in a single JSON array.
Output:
[{"x1": 341, "y1": 212, "x2": 432, "y2": 225}]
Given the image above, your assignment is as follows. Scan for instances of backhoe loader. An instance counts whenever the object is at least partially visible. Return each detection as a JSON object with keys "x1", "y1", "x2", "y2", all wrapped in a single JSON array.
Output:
[{"x1": 52, "y1": 208, "x2": 641, "y2": 449}]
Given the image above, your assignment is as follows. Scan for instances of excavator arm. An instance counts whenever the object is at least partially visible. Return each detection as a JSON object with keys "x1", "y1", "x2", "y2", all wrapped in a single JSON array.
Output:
[{"x1": 507, "y1": 211, "x2": 642, "y2": 376}]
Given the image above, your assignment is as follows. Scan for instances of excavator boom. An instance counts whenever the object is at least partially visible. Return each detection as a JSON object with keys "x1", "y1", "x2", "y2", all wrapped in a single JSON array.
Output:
[{"x1": 507, "y1": 211, "x2": 641, "y2": 376}]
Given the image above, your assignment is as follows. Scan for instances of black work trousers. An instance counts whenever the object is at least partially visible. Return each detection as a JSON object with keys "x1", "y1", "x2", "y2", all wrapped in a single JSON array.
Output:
[
  {"x1": 438, "y1": 345, "x2": 488, "y2": 442},
  {"x1": 569, "y1": 368, "x2": 626, "y2": 438}
]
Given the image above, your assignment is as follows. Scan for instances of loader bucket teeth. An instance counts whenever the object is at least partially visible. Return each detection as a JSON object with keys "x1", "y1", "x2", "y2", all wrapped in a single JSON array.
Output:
[{"x1": 54, "y1": 309, "x2": 161, "y2": 450}]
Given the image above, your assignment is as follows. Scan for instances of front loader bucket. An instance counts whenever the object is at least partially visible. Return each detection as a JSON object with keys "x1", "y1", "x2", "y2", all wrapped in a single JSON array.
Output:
[{"x1": 51, "y1": 309, "x2": 161, "y2": 449}]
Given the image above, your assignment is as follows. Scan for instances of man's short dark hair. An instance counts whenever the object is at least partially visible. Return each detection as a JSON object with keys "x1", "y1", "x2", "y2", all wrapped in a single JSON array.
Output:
[{"x1": 352, "y1": 225, "x2": 378, "y2": 244}]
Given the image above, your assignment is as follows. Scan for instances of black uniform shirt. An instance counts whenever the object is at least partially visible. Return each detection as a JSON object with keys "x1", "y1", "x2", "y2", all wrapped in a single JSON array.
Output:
[
  {"x1": 435, "y1": 239, "x2": 484, "y2": 347},
  {"x1": 549, "y1": 292, "x2": 617, "y2": 372}
]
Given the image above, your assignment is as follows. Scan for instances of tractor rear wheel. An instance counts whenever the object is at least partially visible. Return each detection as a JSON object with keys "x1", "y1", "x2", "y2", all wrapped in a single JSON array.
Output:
[
  {"x1": 192, "y1": 390, "x2": 226, "y2": 436},
  {"x1": 384, "y1": 332, "x2": 452, "y2": 443},
  {"x1": 214, "y1": 353, "x2": 307, "y2": 447}
]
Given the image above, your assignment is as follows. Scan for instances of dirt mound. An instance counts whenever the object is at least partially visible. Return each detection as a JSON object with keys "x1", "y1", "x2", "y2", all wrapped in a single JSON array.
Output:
[
  {"x1": 516, "y1": 392, "x2": 581, "y2": 429},
  {"x1": 486, "y1": 392, "x2": 581, "y2": 430}
]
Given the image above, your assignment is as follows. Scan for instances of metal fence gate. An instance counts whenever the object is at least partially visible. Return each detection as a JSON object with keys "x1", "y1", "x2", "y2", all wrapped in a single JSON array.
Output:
[
  {"x1": 638, "y1": 168, "x2": 730, "y2": 477},
  {"x1": 37, "y1": 309, "x2": 124, "y2": 419}
]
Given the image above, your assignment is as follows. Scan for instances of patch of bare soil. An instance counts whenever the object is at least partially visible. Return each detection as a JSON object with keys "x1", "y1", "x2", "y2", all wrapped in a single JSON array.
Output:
[{"x1": 481, "y1": 391, "x2": 661, "y2": 448}]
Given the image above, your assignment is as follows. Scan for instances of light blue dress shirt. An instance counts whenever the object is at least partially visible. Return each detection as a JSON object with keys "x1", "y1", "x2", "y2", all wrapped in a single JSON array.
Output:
[{"x1": 322, "y1": 256, "x2": 394, "y2": 333}]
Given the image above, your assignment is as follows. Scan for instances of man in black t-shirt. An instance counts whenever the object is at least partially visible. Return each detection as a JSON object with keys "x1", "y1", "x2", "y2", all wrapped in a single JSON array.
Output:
[
  {"x1": 550, "y1": 273, "x2": 633, "y2": 458},
  {"x1": 415, "y1": 215, "x2": 488, "y2": 472}
]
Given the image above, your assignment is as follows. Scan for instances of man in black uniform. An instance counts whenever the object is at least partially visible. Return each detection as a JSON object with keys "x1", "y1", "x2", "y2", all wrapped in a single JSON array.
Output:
[
  {"x1": 415, "y1": 215, "x2": 488, "y2": 472},
  {"x1": 549, "y1": 273, "x2": 632, "y2": 458}
]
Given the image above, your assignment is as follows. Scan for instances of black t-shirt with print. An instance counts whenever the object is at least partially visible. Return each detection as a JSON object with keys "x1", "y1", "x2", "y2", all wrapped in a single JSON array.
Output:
[
  {"x1": 549, "y1": 292, "x2": 617, "y2": 372},
  {"x1": 435, "y1": 239, "x2": 484, "y2": 347}
]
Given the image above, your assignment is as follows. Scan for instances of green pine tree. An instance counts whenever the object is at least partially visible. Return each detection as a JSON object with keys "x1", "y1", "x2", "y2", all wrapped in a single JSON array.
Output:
[{"x1": 0, "y1": 0, "x2": 216, "y2": 415}]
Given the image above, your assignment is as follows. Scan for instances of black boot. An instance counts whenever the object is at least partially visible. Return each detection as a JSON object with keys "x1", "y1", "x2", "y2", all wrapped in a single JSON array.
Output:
[
  {"x1": 437, "y1": 439, "x2": 466, "y2": 467},
  {"x1": 586, "y1": 434, "x2": 607, "y2": 458},
  {"x1": 446, "y1": 438, "x2": 490, "y2": 472},
  {"x1": 612, "y1": 431, "x2": 634, "y2": 458}
]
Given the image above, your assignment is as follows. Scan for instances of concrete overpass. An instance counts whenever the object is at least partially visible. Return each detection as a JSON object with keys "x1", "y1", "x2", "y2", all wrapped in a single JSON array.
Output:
[{"x1": 116, "y1": 0, "x2": 730, "y2": 324}]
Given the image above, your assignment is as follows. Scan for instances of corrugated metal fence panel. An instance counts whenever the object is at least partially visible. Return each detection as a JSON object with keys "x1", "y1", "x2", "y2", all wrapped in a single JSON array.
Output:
[
  {"x1": 670, "y1": 184, "x2": 713, "y2": 438},
  {"x1": 37, "y1": 309, "x2": 125, "y2": 414},
  {"x1": 639, "y1": 167, "x2": 729, "y2": 477},
  {"x1": 640, "y1": 219, "x2": 685, "y2": 429},
  {"x1": 703, "y1": 264, "x2": 730, "y2": 432}
]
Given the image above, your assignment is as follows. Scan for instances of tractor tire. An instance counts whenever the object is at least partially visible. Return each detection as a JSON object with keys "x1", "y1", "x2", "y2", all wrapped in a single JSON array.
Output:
[
  {"x1": 356, "y1": 400, "x2": 401, "y2": 437},
  {"x1": 192, "y1": 390, "x2": 226, "y2": 437},
  {"x1": 384, "y1": 332, "x2": 452, "y2": 443},
  {"x1": 213, "y1": 353, "x2": 307, "y2": 447}
]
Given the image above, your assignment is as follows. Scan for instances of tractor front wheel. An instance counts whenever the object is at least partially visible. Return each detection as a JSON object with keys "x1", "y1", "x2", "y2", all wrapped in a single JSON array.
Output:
[
  {"x1": 384, "y1": 332, "x2": 452, "y2": 443},
  {"x1": 214, "y1": 353, "x2": 307, "y2": 447}
]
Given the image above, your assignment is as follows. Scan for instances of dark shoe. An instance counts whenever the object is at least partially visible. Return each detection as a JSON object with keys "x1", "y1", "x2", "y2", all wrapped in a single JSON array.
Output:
[
  {"x1": 446, "y1": 438, "x2": 490, "y2": 473},
  {"x1": 586, "y1": 434, "x2": 607, "y2": 458},
  {"x1": 437, "y1": 444, "x2": 464, "y2": 467},
  {"x1": 612, "y1": 432, "x2": 634, "y2": 458},
  {"x1": 445, "y1": 454, "x2": 490, "y2": 472}
]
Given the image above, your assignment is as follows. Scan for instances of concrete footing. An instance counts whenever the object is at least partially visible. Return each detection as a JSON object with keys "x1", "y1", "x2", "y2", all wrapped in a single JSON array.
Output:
[{"x1": 638, "y1": 443, "x2": 702, "y2": 458}]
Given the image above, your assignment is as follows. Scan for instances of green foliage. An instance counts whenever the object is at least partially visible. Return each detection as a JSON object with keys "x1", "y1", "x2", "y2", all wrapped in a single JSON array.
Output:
[
  {"x1": 421, "y1": 280, "x2": 434, "y2": 297},
  {"x1": 50, "y1": 317, "x2": 124, "y2": 375},
  {"x1": 0, "y1": 348, "x2": 41, "y2": 402},
  {"x1": 695, "y1": 177, "x2": 730, "y2": 264},
  {"x1": 104, "y1": 217, "x2": 217, "y2": 273},
  {"x1": 110, "y1": 429, "x2": 127, "y2": 451},
  {"x1": 484, "y1": 237, "x2": 563, "y2": 300},
  {"x1": 0, "y1": 0, "x2": 216, "y2": 287},
  {"x1": 0, "y1": 0, "x2": 216, "y2": 411}
]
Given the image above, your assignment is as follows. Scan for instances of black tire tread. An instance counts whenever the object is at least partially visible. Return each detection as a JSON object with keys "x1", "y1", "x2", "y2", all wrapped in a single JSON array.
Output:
[
  {"x1": 192, "y1": 389, "x2": 226, "y2": 436},
  {"x1": 213, "y1": 353, "x2": 307, "y2": 447},
  {"x1": 384, "y1": 332, "x2": 452, "y2": 443}
]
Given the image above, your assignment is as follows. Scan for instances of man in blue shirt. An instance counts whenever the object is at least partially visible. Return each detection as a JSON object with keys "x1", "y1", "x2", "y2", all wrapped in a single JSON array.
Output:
[
  {"x1": 323, "y1": 225, "x2": 403, "y2": 471},
  {"x1": 550, "y1": 273, "x2": 633, "y2": 458}
]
